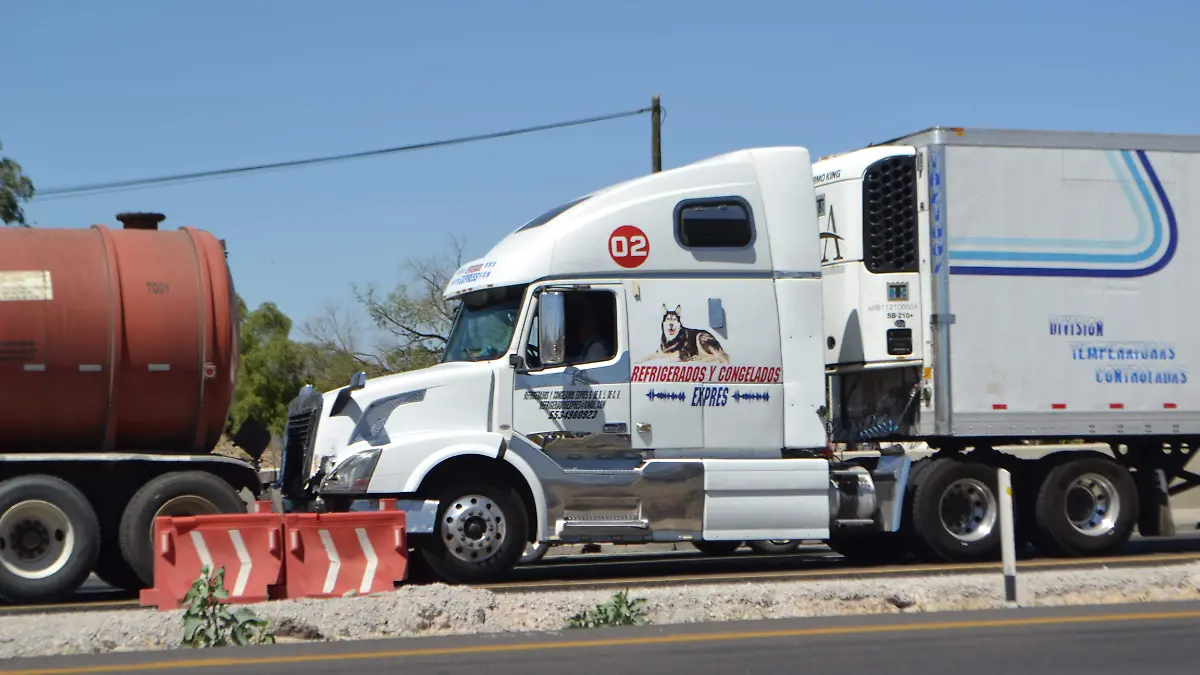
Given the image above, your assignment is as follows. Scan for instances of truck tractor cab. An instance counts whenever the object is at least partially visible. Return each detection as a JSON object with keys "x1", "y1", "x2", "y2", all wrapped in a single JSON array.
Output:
[{"x1": 278, "y1": 146, "x2": 907, "y2": 583}]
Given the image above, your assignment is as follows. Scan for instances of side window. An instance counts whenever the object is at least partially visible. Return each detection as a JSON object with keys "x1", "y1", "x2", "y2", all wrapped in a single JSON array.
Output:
[
  {"x1": 675, "y1": 197, "x2": 754, "y2": 248},
  {"x1": 564, "y1": 290, "x2": 618, "y2": 366}
]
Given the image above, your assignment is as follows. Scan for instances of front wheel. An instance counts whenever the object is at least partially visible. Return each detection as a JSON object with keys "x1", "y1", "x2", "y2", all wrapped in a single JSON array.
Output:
[
  {"x1": 520, "y1": 540, "x2": 550, "y2": 565},
  {"x1": 418, "y1": 481, "x2": 529, "y2": 584}
]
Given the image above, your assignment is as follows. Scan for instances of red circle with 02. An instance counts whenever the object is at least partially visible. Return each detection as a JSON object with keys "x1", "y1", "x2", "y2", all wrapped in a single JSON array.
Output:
[{"x1": 608, "y1": 225, "x2": 650, "y2": 269}]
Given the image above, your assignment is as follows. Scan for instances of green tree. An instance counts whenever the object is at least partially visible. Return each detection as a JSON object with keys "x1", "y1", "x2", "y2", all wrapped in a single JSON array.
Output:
[
  {"x1": 1, "y1": 140, "x2": 35, "y2": 226},
  {"x1": 228, "y1": 296, "x2": 305, "y2": 437}
]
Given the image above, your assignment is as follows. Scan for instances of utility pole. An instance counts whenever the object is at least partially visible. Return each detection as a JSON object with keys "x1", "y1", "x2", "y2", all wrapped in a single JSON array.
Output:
[{"x1": 651, "y1": 95, "x2": 662, "y2": 173}]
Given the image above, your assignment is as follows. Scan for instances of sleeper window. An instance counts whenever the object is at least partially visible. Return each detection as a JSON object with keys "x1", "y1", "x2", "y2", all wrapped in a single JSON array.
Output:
[{"x1": 675, "y1": 198, "x2": 754, "y2": 248}]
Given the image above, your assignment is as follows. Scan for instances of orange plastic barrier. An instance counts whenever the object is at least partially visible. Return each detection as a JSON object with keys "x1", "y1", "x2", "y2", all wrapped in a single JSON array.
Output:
[
  {"x1": 138, "y1": 507, "x2": 286, "y2": 610},
  {"x1": 282, "y1": 509, "x2": 408, "y2": 599}
]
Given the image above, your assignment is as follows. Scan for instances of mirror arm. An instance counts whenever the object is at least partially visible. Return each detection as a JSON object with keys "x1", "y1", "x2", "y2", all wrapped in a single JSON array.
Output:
[{"x1": 509, "y1": 353, "x2": 530, "y2": 374}]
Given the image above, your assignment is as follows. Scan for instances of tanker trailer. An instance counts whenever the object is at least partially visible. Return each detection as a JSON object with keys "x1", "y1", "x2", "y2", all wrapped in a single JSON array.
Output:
[{"x1": 0, "y1": 212, "x2": 269, "y2": 604}]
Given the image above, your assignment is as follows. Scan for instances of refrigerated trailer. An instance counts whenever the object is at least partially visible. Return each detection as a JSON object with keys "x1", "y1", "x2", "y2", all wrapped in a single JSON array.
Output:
[
  {"x1": 814, "y1": 127, "x2": 1199, "y2": 561},
  {"x1": 279, "y1": 127, "x2": 1200, "y2": 583}
]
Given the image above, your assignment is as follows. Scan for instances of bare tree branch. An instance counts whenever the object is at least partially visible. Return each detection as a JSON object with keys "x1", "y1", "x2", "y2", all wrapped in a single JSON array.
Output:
[{"x1": 306, "y1": 237, "x2": 469, "y2": 378}]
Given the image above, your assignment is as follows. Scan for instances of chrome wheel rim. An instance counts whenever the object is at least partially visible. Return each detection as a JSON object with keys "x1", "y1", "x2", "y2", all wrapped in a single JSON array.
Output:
[
  {"x1": 441, "y1": 494, "x2": 507, "y2": 564},
  {"x1": 938, "y1": 477, "x2": 997, "y2": 543},
  {"x1": 1065, "y1": 472, "x2": 1120, "y2": 537}
]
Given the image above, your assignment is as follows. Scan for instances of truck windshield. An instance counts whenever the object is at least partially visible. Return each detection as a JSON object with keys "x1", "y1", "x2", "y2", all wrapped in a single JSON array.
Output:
[{"x1": 442, "y1": 285, "x2": 527, "y2": 363}]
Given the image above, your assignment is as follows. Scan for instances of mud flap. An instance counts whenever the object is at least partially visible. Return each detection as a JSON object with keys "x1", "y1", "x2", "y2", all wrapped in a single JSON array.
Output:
[{"x1": 1136, "y1": 468, "x2": 1175, "y2": 538}]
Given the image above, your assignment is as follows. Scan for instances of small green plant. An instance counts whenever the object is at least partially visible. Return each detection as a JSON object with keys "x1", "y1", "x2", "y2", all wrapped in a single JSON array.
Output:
[
  {"x1": 566, "y1": 590, "x2": 650, "y2": 629},
  {"x1": 181, "y1": 565, "x2": 276, "y2": 648}
]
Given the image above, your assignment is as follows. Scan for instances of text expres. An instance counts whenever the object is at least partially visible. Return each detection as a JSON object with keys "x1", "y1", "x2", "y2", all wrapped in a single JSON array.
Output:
[{"x1": 631, "y1": 365, "x2": 782, "y2": 384}]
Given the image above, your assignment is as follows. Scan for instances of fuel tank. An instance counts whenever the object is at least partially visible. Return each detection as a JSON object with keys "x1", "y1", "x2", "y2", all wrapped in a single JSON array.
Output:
[{"x1": 0, "y1": 213, "x2": 238, "y2": 453}]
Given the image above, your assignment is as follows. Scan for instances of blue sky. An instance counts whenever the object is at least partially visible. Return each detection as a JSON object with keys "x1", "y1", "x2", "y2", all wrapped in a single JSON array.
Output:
[{"x1": 5, "y1": 0, "x2": 1198, "y2": 343}]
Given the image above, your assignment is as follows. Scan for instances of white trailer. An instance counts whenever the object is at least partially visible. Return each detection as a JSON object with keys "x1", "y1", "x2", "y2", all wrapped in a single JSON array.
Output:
[
  {"x1": 279, "y1": 127, "x2": 1200, "y2": 583},
  {"x1": 815, "y1": 127, "x2": 1199, "y2": 561}
]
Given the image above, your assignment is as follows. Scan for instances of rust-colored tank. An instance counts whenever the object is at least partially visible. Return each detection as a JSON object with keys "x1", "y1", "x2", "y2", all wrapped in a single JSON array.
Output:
[{"x1": 0, "y1": 213, "x2": 238, "y2": 453}]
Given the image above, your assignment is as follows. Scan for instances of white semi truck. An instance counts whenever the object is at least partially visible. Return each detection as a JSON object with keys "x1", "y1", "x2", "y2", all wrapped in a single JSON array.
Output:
[{"x1": 279, "y1": 127, "x2": 1200, "y2": 583}]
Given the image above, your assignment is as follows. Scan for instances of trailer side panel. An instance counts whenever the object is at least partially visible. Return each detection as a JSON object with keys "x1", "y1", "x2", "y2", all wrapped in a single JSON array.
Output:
[{"x1": 941, "y1": 143, "x2": 1200, "y2": 436}]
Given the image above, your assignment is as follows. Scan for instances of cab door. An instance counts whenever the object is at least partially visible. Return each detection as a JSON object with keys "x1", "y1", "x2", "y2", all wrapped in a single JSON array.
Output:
[{"x1": 511, "y1": 284, "x2": 632, "y2": 463}]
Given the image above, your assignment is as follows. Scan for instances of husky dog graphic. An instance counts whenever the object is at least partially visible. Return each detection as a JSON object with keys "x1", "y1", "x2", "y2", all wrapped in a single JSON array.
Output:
[{"x1": 638, "y1": 304, "x2": 729, "y2": 364}]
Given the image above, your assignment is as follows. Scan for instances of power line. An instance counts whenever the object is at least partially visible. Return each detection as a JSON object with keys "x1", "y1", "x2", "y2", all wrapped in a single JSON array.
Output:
[{"x1": 35, "y1": 105, "x2": 654, "y2": 200}]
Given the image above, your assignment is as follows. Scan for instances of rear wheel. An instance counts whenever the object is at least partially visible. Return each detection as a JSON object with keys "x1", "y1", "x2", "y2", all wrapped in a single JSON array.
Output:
[
  {"x1": 0, "y1": 475, "x2": 100, "y2": 604},
  {"x1": 908, "y1": 458, "x2": 1002, "y2": 563},
  {"x1": 691, "y1": 540, "x2": 743, "y2": 556},
  {"x1": 119, "y1": 472, "x2": 246, "y2": 587},
  {"x1": 1033, "y1": 457, "x2": 1137, "y2": 557},
  {"x1": 418, "y1": 481, "x2": 529, "y2": 584},
  {"x1": 748, "y1": 540, "x2": 801, "y2": 555}
]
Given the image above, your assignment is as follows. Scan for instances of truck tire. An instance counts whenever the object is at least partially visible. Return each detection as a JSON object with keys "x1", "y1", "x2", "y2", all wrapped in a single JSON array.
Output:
[
  {"x1": 0, "y1": 475, "x2": 100, "y2": 604},
  {"x1": 1033, "y1": 457, "x2": 1138, "y2": 558},
  {"x1": 827, "y1": 531, "x2": 909, "y2": 565},
  {"x1": 418, "y1": 481, "x2": 529, "y2": 584},
  {"x1": 691, "y1": 540, "x2": 743, "y2": 556},
  {"x1": 520, "y1": 541, "x2": 550, "y2": 565},
  {"x1": 908, "y1": 458, "x2": 1002, "y2": 563},
  {"x1": 118, "y1": 472, "x2": 247, "y2": 587},
  {"x1": 748, "y1": 540, "x2": 801, "y2": 555}
]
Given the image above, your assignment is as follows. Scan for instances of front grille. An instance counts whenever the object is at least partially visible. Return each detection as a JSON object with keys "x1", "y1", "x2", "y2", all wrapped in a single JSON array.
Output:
[
  {"x1": 280, "y1": 401, "x2": 321, "y2": 499},
  {"x1": 862, "y1": 155, "x2": 919, "y2": 274}
]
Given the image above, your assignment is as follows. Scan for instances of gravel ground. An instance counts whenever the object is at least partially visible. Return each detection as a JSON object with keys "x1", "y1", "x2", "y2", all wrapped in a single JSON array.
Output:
[{"x1": 3, "y1": 562, "x2": 1200, "y2": 659}]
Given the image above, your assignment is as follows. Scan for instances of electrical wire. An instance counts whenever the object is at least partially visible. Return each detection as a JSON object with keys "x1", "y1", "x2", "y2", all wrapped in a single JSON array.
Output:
[{"x1": 35, "y1": 105, "x2": 654, "y2": 201}]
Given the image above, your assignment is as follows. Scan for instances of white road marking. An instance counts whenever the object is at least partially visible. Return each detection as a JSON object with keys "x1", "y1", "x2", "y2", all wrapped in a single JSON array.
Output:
[
  {"x1": 318, "y1": 529, "x2": 341, "y2": 594},
  {"x1": 229, "y1": 530, "x2": 252, "y2": 596},
  {"x1": 356, "y1": 527, "x2": 377, "y2": 594}
]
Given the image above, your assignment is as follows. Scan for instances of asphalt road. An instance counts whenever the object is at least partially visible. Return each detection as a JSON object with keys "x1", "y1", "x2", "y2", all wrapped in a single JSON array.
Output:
[{"x1": 4, "y1": 601, "x2": 1200, "y2": 675}]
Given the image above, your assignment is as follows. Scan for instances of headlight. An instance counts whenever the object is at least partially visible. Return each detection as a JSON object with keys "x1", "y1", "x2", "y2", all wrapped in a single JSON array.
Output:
[
  {"x1": 348, "y1": 389, "x2": 426, "y2": 446},
  {"x1": 320, "y1": 448, "x2": 382, "y2": 494}
]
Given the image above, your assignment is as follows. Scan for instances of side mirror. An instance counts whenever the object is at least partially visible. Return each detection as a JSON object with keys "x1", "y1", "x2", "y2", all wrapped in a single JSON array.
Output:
[{"x1": 538, "y1": 291, "x2": 567, "y2": 367}]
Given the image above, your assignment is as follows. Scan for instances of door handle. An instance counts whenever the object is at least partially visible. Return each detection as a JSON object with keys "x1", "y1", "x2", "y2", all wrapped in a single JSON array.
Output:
[
  {"x1": 636, "y1": 422, "x2": 652, "y2": 433},
  {"x1": 603, "y1": 422, "x2": 627, "y2": 434}
]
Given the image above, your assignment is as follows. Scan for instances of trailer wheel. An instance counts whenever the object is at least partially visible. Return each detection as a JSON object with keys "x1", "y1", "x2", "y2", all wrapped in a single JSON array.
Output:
[
  {"x1": 909, "y1": 458, "x2": 1002, "y2": 563},
  {"x1": 119, "y1": 472, "x2": 247, "y2": 587},
  {"x1": 0, "y1": 475, "x2": 100, "y2": 604},
  {"x1": 418, "y1": 481, "x2": 529, "y2": 584},
  {"x1": 748, "y1": 540, "x2": 801, "y2": 555},
  {"x1": 691, "y1": 540, "x2": 743, "y2": 556},
  {"x1": 1033, "y1": 457, "x2": 1138, "y2": 557},
  {"x1": 827, "y1": 532, "x2": 909, "y2": 565}
]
